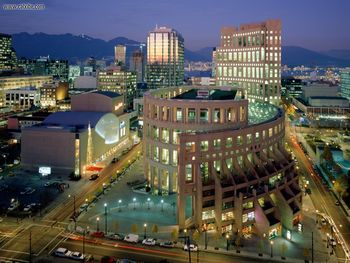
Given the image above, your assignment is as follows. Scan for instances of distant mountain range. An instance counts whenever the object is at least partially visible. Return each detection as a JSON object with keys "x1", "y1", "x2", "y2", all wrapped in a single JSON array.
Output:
[{"x1": 10, "y1": 32, "x2": 350, "y2": 67}]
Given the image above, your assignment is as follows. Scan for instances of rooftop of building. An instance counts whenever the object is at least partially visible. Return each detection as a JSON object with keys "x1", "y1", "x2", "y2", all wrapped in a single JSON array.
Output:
[
  {"x1": 5, "y1": 86, "x2": 37, "y2": 91},
  {"x1": 309, "y1": 96, "x2": 348, "y2": 101},
  {"x1": 172, "y1": 89, "x2": 237, "y2": 100},
  {"x1": 91, "y1": 90, "x2": 121, "y2": 98},
  {"x1": 248, "y1": 102, "x2": 280, "y2": 125},
  {"x1": 43, "y1": 111, "x2": 107, "y2": 128}
]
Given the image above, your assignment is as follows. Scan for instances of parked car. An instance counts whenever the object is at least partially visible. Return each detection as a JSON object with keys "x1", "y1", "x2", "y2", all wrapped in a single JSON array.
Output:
[
  {"x1": 44, "y1": 182, "x2": 53, "y2": 187},
  {"x1": 54, "y1": 247, "x2": 72, "y2": 258},
  {"x1": 90, "y1": 231, "x2": 105, "y2": 238},
  {"x1": 70, "y1": 251, "x2": 85, "y2": 261},
  {"x1": 20, "y1": 187, "x2": 32, "y2": 195},
  {"x1": 26, "y1": 188, "x2": 36, "y2": 195},
  {"x1": 124, "y1": 234, "x2": 139, "y2": 243},
  {"x1": 329, "y1": 238, "x2": 337, "y2": 247},
  {"x1": 184, "y1": 244, "x2": 198, "y2": 252},
  {"x1": 335, "y1": 201, "x2": 340, "y2": 206},
  {"x1": 89, "y1": 174, "x2": 99, "y2": 181},
  {"x1": 142, "y1": 238, "x2": 156, "y2": 246},
  {"x1": 101, "y1": 256, "x2": 116, "y2": 263},
  {"x1": 321, "y1": 218, "x2": 327, "y2": 225},
  {"x1": 23, "y1": 205, "x2": 31, "y2": 212},
  {"x1": 8, "y1": 201, "x2": 19, "y2": 211},
  {"x1": 106, "y1": 233, "x2": 124, "y2": 241},
  {"x1": 160, "y1": 241, "x2": 174, "y2": 248},
  {"x1": 79, "y1": 203, "x2": 89, "y2": 212}
]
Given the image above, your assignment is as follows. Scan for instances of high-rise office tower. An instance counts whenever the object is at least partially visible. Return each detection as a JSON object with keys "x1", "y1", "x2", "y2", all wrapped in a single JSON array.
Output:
[
  {"x1": 146, "y1": 26, "x2": 184, "y2": 89},
  {"x1": 340, "y1": 69, "x2": 350, "y2": 100},
  {"x1": 130, "y1": 49, "x2": 145, "y2": 83},
  {"x1": 115, "y1": 45, "x2": 126, "y2": 66},
  {"x1": 211, "y1": 47, "x2": 217, "y2": 78},
  {"x1": 0, "y1": 33, "x2": 17, "y2": 73},
  {"x1": 215, "y1": 19, "x2": 281, "y2": 105}
]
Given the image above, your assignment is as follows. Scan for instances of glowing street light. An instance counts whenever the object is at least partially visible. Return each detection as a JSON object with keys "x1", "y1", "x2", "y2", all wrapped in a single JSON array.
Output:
[
  {"x1": 118, "y1": 199, "x2": 122, "y2": 212},
  {"x1": 161, "y1": 199, "x2": 164, "y2": 212},
  {"x1": 147, "y1": 197, "x2": 151, "y2": 210},
  {"x1": 96, "y1": 217, "x2": 100, "y2": 231},
  {"x1": 144, "y1": 223, "x2": 147, "y2": 239},
  {"x1": 133, "y1": 197, "x2": 137, "y2": 210},
  {"x1": 270, "y1": 240, "x2": 274, "y2": 258}
]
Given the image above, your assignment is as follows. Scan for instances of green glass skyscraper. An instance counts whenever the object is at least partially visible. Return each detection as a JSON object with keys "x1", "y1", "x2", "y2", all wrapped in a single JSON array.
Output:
[{"x1": 340, "y1": 69, "x2": 350, "y2": 100}]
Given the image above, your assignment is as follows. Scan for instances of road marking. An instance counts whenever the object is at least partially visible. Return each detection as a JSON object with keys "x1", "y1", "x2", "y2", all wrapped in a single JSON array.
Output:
[
  {"x1": 36, "y1": 228, "x2": 65, "y2": 256},
  {"x1": 47, "y1": 231, "x2": 72, "y2": 256},
  {"x1": 0, "y1": 248, "x2": 29, "y2": 255},
  {"x1": 0, "y1": 256, "x2": 28, "y2": 263}
]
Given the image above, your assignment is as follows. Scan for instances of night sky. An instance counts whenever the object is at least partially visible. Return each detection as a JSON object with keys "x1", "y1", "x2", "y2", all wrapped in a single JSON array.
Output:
[{"x1": 0, "y1": 0, "x2": 349, "y2": 51}]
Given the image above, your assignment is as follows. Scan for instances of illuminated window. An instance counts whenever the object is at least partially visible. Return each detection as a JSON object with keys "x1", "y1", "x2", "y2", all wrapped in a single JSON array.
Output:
[
  {"x1": 176, "y1": 108, "x2": 182, "y2": 122},
  {"x1": 186, "y1": 142, "x2": 195, "y2": 152},
  {"x1": 243, "y1": 201, "x2": 253, "y2": 209},
  {"x1": 247, "y1": 134, "x2": 252, "y2": 144},
  {"x1": 202, "y1": 210, "x2": 215, "y2": 220},
  {"x1": 161, "y1": 128, "x2": 169, "y2": 143},
  {"x1": 214, "y1": 139, "x2": 221, "y2": 149},
  {"x1": 200, "y1": 108, "x2": 208, "y2": 122},
  {"x1": 201, "y1": 141, "x2": 209, "y2": 151},
  {"x1": 161, "y1": 148, "x2": 169, "y2": 164},
  {"x1": 237, "y1": 136, "x2": 242, "y2": 146},
  {"x1": 222, "y1": 211, "x2": 234, "y2": 221},
  {"x1": 120, "y1": 121, "x2": 126, "y2": 137},
  {"x1": 185, "y1": 164, "x2": 193, "y2": 182},
  {"x1": 172, "y1": 150, "x2": 178, "y2": 165},
  {"x1": 226, "y1": 137, "x2": 232, "y2": 148}
]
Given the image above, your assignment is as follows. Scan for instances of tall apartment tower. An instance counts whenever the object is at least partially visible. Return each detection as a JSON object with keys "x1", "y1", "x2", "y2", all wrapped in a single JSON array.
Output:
[
  {"x1": 114, "y1": 45, "x2": 126, "y2": 66},
  {"x1": 146, "y1": 26, "x2": 184, "y2": 89},
  {"x1": 340, "y1": 69, "x2": 350, "y2": 100},
  {"x1": 130, "y1": 49, "x2": 145, "y2": 83},
  {"x1": 215, "y1": 19, "x2": 281, "y2": 105},
  {"x1": 0, "y1": 33, "x2": 17, "y2": 73}
]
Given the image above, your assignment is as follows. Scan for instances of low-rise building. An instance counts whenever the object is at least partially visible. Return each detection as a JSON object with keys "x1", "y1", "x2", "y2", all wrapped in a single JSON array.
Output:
[
  {"x1": 40, "y1": 82, "x2": 69, "y2": 108},
  {"x1": 21, "y1": 91, "x2": 132, "y2": 176},
  {"x1": 0, "y1": 75, "x2": 52, "y2": 106},
  {"x1": 5, "y1": 87, "x2": 39, "y2": 110}
]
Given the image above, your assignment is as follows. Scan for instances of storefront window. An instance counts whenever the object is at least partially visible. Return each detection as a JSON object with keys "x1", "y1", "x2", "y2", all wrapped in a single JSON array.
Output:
[
  {"x1": 201, "y1": 141, "x2": 208, "y2": 151},
  {"x1": 185, "y1": 164, "x2": 193, "y2": 182},
  {"x1": 202, "y1": 210, "x2": 215, "y2": 220}
]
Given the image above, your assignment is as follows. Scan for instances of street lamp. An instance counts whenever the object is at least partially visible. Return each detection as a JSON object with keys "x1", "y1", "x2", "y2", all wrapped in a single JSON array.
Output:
[
  {"x1": 203, "y1": 224, "x2": 208, "y2": 250},
  {"x1": 226, "y1": 234, "x2": 230, "y2": 251},
  {"x1": 144, "y1": 223, "x2": 147, "y2": 239},
  {"x1": 68, "y1": 194, "x2": 76, "y2": 230},
  {"x1": 96, "y1": 217, "x2": 100, "y2": 232},
  {"x1": 184, "y1": 229, "x2": 191, "y2": 263},
  {"x1": 104, "y1": 203, "x2": 108, "y2": 234},
  {"x1": 270, "y1": 240, "x2": 274, "y2": 258},
  {"x1": 103, "y1": 183, "x2": 106, "y2": 194},
  {"x1": 161, "y1": 199, "x2": 164, "y2": 212},
  {"x1": 85, "y1": 198, "x2": 88, "y2": 212},
  {"x1": 133, "y1": 197, "x2": 137, "y2": 210},
  {"x1": 118, "y1": 199, "x2": 122, "y2": 212},
  {"x1": 147, "y1": 197, "x2": 151, "y2": 210}
]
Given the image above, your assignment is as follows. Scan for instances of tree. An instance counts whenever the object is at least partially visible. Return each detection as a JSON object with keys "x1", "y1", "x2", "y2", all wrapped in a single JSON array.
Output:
[
  {"x1": 192, "y1": 230, "x2": 201, "y2": 244},
  {"x1": 171, "y1": 228, "x2": 179, "y2": 242},
  {"x1": 334, "y1": 174, "x2": 349, "y2": 198},
  {"x1": 321, "y1": 145, "x2": 334, "y2": 164},
  {"x1": 131, "y1": 224, "x2": 138, "y2": 234},
  {"x1": 280, "y1": 242, "x2": 288, "y2": 258},
  {"x1": 152, "y1": 224, "x2": 158, "y2": 234},
  {"x1": 114, "y1": 222, "x2": 119, "y2": 233},
  {"x1": 258, "y1": 238, "x2": 265, "y2": 254}
]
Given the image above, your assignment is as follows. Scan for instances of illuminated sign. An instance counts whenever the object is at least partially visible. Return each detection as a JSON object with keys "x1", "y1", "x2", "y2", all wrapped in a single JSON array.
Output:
[
  {"x1": 297, "y1": 223, "x2": 303, "y2": 232},
  {"x1": 39, "y1": 166, "x2": 51, "y2": 176},
  {"x1": 196, "y1": 90, "x2": 209, "y2": 98},
  {"x1": 286, "y1": 230, "x2": 292, "y2": 240}
]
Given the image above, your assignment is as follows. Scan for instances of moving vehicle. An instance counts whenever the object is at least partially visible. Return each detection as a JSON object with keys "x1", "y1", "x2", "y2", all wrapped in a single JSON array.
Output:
[
  {"x1": 142, "y1": 238, "x2": 156, "y2": 246},
  {"x1": 160, "y1": 241, "x2": 175, "y2": 248},
  {"x1": 124, "y1": 234, "x2": 139, "y2": 243},
  {"x1": 184, "y1": 244, "x2": 198, "y2": 252},
  {"x1": 335, "y1": 201, "x2": 340, "y2": 206},
  {"x1": 329, "y1": 238, "x2": 337, "y2": 246},
  {"x1": 89, "y1": 174, "x2": 99, "y2": 181},
  {"x1": 54, "y1": 247, "x2": 72, "y2": 258}
]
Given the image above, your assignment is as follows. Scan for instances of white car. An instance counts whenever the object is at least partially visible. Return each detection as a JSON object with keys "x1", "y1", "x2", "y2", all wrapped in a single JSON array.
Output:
[
  {"x1": 124, "y1": 234, "x2": 139, "y2": 243},
  {"x1": 79, "y1": 203, "x2": 88, "y2": 212},
  {"x1": 70, "y1": 251, "x2": 85, "y2": 261},
  {"x1": 142, "y1": 238, "x2": 156, "y2": 246},
  {"x1": 23, "y1": 205, "x2": 31, "y2": 212},
  {"x1": 8, "y1": 202, "x2": 19, "y2": 211},
  {"x1": 184, "y1": 244, "x2": 198, "y2": 251},
  {"x1": 54, "y1": 247, "x2": 72, "y2": 258},
  {"x1": 329, "y1": 238, "x2": 337, "y2": 246},
  {"x1": 321, "y1": 218, "x2": 327, "y2": 225}
]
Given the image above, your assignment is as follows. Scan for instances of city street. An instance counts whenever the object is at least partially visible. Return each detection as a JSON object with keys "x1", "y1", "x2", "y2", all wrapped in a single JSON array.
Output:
[{"x1": 286, "y1": 117, "x2": 350, "y2": 262}]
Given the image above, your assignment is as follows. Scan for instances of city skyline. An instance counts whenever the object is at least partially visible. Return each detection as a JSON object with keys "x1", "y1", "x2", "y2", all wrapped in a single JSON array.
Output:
[{"x1": 0, "y1": 0, "x2": 349, "y2": 51}]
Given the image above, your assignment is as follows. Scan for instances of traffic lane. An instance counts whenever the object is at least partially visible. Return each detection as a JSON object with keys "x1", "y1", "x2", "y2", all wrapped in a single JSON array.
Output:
[
  {"x1": 60, "y1": 239, "x2": 280, "y2": 263},
  {"x1": 288, "y1": 137, "x2": 350, "y2": 257}
]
